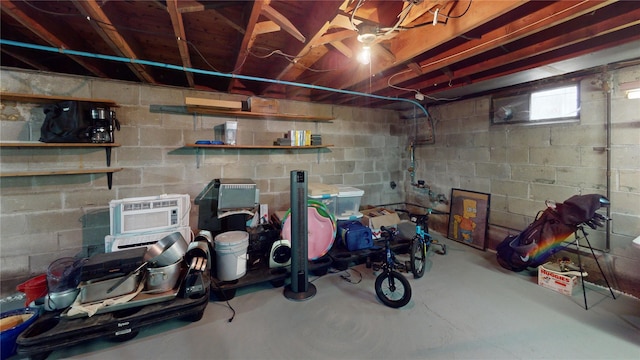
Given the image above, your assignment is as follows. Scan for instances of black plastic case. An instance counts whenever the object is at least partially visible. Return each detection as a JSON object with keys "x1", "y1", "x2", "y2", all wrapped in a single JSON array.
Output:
[{"x1": 80, "y1": 248, "x2": 146, "y2": 281}]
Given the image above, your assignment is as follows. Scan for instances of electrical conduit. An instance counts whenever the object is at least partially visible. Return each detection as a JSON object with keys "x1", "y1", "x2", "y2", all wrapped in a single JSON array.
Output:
[{"x1": 0, "y1": 39, "x2": 429, "y2": 117}]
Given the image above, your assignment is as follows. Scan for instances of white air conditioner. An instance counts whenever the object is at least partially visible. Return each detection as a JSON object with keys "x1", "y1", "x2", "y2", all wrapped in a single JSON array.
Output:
[{"x1": 109, "y1": 194, "x2": 190, "y2": 235}]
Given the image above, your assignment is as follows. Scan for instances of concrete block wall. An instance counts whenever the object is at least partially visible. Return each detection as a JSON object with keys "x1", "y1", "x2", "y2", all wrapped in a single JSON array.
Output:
[
  {"x1": 0, "y1": 67, "x2": 405, "y2": 296},
  {"x1": 2, "y1": 65, "x2": 638, "y2": 298},
  {"x1": 406, "y1": 65, "x2": 640, "y2": 298}
]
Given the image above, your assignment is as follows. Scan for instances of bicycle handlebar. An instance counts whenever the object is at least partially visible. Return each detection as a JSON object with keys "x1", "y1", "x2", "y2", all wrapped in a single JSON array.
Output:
[
  {"x1": 379, "y1": 226, "x2": 397, "y2": 238},
  {"x1": 394, "y1": 208, "x2": 449, "y2": 216}
]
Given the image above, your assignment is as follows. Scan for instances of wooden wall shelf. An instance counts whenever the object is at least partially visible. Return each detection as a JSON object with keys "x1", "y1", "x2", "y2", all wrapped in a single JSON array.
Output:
[
  {"x1": 1, "y1": 168, "x2": 123, "y2": 177},
  {"x1": 0, "y1": 142, "x2": 121, "y2": 189},
  {"x1": 183, "y1": 106, "x2": 333, "y2": 122},
  {"x1": 184, "y1": 143, "x2": 332, "y2": 168},
  {"x1": 185, "y1": 143, "x2": 332, "y2": 149},
  {"x1": 1, "y1": 91, "x2": 123, "y2": 189},
  {"x1": 0, "y1": 141, "x2": 120, "y2": 148},
  {"x1": 0, "y1": 92, "x2": 117, "y2": 106}
]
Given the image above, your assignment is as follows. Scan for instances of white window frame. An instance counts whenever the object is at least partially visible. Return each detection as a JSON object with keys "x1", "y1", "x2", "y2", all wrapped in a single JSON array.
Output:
[{"x1": 491, "y1": 83, "x2": 580, "y2": 125}]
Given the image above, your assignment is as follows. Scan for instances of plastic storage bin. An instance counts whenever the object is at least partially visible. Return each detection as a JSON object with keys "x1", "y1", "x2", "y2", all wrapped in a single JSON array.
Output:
[
  {"x1": 308, "y1": 183, "x2": 338, "y2": 216},
  {"x1": 336, "y1": 185, "x2": 364, "y2": 220}
]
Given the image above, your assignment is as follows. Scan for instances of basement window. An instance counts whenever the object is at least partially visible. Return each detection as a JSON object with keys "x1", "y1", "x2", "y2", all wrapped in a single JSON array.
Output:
[{"x1": 491, "y1": 84, "x2": 579, "y2": 125}]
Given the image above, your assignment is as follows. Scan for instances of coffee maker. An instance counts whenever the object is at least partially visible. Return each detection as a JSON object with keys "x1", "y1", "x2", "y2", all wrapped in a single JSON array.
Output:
[{"x1": 89, "y1": 107, "x2": 120, "y2": 143}]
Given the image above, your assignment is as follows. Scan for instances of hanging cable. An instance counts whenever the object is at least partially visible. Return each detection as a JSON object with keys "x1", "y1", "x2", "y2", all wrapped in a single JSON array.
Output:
[{"x1": 0, "y1": 39, "x2": 429, "y2": 117}]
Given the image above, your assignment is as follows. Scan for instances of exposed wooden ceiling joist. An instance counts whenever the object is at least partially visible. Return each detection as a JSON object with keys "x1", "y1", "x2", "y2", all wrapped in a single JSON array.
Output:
[
  {"x1": 2, "y1": 0, "x2": 108, "y2": 78},
  {"x1": 314, "y1": 0, "x2": 527, "y2": 102},
  {"x1": 72, "y1": 0, "x2": 156, "y2": 84},
  {"x1": 338, "y1": 0, "x2": 622, "y2": 104},
  {"x1": 1, "y1": 0, "x2": 638, "y2": 111},
  {"x1": 166, "y1": 0, "x2": 194, "y2": 87}
]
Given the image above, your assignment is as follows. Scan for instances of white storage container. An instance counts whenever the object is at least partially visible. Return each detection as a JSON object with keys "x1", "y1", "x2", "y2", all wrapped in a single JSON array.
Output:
[
  {"x1": 336, "y1": 185, "x2": 364, "y2": 220},
  {"x1": 308, "y1": 183, "x2": 338, "y2": 216}
]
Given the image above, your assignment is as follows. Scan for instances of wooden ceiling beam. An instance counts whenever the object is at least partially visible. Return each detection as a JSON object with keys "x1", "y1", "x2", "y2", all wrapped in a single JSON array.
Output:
[
  {"x1": 262, "y1": 3, "x2": 305, "y2": 43},
  {"x1": 367, "y1": 27, "x2": 640, "y2": 108},
  {"x1": 227, "y1": 1, "x2": 265, "y2": 93},
  {"x1": 175, "y1": 0, "x2": 239, "y2": 13},
  {"x1": 339, "y1": 0, "x2": 617, "y2": 101},
  {"x1": 210, "y1": 9, "x2": 246, "y2": 35},
  {"x1": 400, "y1": 1, "x2": 451, "y2": 26},
  {"x1": 254, "y1": 21, "x2": 281, "y2": 36},
  {"x1": 260, "y1": 0, "x2": 351, "y2": 94},
  {"x1": 166, "y1": 0, "x2": 195, "y2": 87},
  {"x1": 314, "y1": 0, "x2": 527, "y2": 101},
  {"x1": 72, "y1": 0, "x2": 156, "y2": 84},
  {"x1": 2, "y1": 0, "x2": 108, "y2": 78},
  {"x1": 362, "y1": 12, "x2": 640, "y2": 108},
  {"x1": 330, "y1": 41, "x2": 353, "y2": 59},
  {"x1": 403, "y1": 9, "x2": 640, "y2": 98},
  {"x1": 329, "y1": 14, "x2": 357, "y2": 31},
  {"x1": 318, "y1": 30, "x2": 356, "y2": 46},
  {"x1": 1, "y1": 48, "x2": 51, "y2": 71},
  {"x1": 372, "y1": 44, "x2": 395, "y2": 64}
]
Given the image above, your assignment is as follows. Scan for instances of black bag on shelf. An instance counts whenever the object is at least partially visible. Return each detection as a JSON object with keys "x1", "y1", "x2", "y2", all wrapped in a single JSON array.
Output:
[{"x1": 39, "y1": 101, "x2": 93, "y2": 143}]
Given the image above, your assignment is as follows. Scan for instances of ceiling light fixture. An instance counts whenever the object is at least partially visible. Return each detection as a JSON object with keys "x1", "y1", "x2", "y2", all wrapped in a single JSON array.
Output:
[
  {"x1": 356, "y1": 24, "x2": 377, "y2": 65},
  {"x1": 356, "y1": 24, "x2": 378, "y2": 45}
]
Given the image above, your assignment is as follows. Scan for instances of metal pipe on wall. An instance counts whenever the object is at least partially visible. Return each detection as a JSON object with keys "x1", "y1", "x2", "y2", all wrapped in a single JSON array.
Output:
[
  {"x1": 0, "y1": 39, "x2": 430, "y2": 118},
  {"x1": 604, "y1": 72, "x2": 612, "y2": 252}
]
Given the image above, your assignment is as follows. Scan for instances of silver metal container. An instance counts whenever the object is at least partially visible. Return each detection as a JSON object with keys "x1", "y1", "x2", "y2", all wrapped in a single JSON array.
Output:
[
  {"x1": 146, "y1": 260, "x2": 182, "y2": 293},
  {"x1": 79, "y1": 272, "x2": 142, "y2": 303}
]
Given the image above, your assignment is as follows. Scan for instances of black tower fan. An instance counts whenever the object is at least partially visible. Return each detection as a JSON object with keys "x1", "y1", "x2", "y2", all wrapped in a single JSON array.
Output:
[{"x1": 284, "y1": 170, "x2": 316, "y2": 300}]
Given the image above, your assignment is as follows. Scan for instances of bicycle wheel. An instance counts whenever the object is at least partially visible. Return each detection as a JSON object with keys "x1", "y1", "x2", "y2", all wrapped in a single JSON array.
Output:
[
  {"x1": 410, "y1": 238, "x2": 427, "y2": 278},
  {"x1": 374, "y1": 270, "x2": 412, "y2": 308}
]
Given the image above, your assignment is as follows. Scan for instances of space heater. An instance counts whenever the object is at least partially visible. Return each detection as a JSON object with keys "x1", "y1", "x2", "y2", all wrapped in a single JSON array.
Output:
[{"x1": 284, "y1": 170, "x2": 316, "y2": 301}]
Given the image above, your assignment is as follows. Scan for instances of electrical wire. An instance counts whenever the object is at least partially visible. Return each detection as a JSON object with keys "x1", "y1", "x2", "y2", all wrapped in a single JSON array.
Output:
[
  {"x1": 0, "y1": 39, "x2": 430, "y2": 117},
  {"x1": 429, "y1": 0, "x2": 472, "y2": 19},
  {"x1": 20, "y1": 0, "x2": 247, "y2": 74},
  {"x1": 210, "y1": 278, "x2": 236, "y2": 323},
  {"x1": 382, "y1": 0, "x2": 473, "y2": 31},
  {"x1": 339, "y1": 268, "x2": 362, "y2": 284},
  {"x1": 387, "y1": 0, "x2": 591, "y2": 103},
  {"x1": 377, "y1": 1, "x2": 414, "y2": 39},
  {"x1": 21, "y1": 0, "x2": 84, "y2": 16},
  {"x1": 246, "y1": 47, "x2": 348, "y2": 73},
  {"x1": 350, "y1": 0, "x2": 367, "y2": 31}
]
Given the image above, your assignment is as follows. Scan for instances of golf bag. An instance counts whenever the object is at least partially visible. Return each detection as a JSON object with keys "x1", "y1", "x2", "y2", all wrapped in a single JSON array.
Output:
[{"x1": 496, "y1": 194, "x2": 609, "y2": 272}]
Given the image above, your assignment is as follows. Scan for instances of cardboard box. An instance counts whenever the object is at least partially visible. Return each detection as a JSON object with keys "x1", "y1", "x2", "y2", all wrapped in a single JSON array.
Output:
[
  {"x1": 360, "y1": 207, "x2": 401, "y2": 239},
  {"x1": 185, "y1": 97, "x2": 242, "y2": 110},
  {"x1": 248, "y1": 97, "x2": 279, "y2": 114},
  {"x1": 538, "y1": 263, "x2": 579, "y2": 296}
]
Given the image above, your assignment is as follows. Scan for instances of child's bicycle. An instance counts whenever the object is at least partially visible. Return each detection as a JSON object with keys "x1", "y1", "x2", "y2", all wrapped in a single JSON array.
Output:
[
  {"x1": 395, "y1": 209, "x2": 447, "y2": 279},
  {"x1": 372, "y1": 226, "x2": 411, "y2": 308}
]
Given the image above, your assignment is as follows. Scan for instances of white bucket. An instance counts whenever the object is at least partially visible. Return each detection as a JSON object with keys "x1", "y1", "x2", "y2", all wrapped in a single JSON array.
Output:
[{"x1": 214, "y1": 231, "x2": 249, "y2": 281}]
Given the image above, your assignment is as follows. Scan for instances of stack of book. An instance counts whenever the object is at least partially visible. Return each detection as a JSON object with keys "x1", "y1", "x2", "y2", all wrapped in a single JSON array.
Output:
[{"x1": 274, "y1": 130, "x2": 321, "y2": 146}]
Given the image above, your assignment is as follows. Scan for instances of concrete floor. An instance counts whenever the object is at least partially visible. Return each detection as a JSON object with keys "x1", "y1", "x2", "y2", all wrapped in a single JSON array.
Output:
[{"x1": 7, "y1": 232, "x2": 640, "y2": 359}]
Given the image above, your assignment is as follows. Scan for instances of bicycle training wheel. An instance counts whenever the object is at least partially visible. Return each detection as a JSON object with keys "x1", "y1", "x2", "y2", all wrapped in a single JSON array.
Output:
[
  {"x1": 410, "y1": 239, "x2": 427, "y2": 279},
  {"x1": 374, "y1": 270, "x2": 411, "y2": 308}
]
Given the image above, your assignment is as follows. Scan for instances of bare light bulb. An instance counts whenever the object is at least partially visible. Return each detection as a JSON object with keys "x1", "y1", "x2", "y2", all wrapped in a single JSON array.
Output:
[{"x1": 358, "y1": 46, "x2": 371, "y2": 65}]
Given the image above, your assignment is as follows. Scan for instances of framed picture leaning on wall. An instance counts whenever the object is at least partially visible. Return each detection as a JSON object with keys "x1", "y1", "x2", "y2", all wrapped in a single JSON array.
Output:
[{"x1": 447, "y1": 189, "x2": 491, "y2": 251}]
